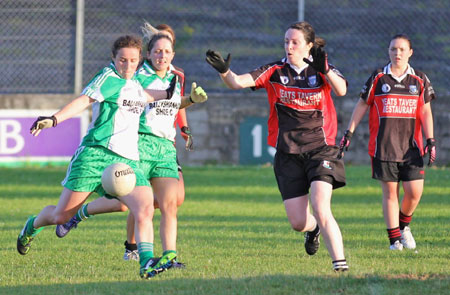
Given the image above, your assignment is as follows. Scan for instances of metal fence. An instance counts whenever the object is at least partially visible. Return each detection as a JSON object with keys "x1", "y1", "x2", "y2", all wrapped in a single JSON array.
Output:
[{"x1": 1, "y1": 0, "x2": 449, "y2": 98}]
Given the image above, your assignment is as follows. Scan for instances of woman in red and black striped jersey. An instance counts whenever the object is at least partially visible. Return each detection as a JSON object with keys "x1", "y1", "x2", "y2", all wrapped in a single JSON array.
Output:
[
  {"x1": 339, "y1": 34, "x2": 436, "y2": 251},
  {"x1": 206, "y1": 21, "x2": 349, "y2": 272}
]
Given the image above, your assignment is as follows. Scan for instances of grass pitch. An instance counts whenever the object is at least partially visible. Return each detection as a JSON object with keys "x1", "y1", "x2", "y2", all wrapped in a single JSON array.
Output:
[{"x1": 0, "y1": 165, "x2": 449, "y2": 294}]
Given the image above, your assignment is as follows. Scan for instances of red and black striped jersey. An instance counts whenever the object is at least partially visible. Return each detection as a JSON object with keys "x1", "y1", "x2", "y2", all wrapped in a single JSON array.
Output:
[
  {"x1": 249, "y1": 58, "x2": 346, "y2": 154},
  {"x1": 172, "y1": 65, "x2": 185, "y2": 97},
  {"x1": 172, "y1": 64, "x2": 186, "y2": 131},
  {"x1": 360, "y1": 63, "x2": 435, "y2": 162}
]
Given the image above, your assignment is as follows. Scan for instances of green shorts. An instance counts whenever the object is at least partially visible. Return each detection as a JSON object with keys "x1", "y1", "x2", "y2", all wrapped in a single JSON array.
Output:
[
  {"x1": 138, "y1": 133, "x2": 179, "y2": 180},
  {"x1": 62, "y1": 145, "x2": 149, "y2": 197}
]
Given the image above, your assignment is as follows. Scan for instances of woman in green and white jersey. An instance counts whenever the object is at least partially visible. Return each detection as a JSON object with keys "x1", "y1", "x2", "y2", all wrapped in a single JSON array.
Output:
[
  {"x1": 16, "y1": 35, "x2": 173, "y2": 279},
  {"x1": 54, "y1": 29, "x2": 208, "y2": 274},
  {"x1": 131, "y1": 32, "x2": 207, "y2": 269}
]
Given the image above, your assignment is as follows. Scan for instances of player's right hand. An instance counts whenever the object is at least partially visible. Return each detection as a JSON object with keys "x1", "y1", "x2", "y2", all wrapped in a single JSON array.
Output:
[
  {"x1": 338, "y1": 130, "x2": 353, "y2": 159},
  {"x1": 206, "y1": 49, "x2": 231, "y2": 74},
  {"x1": 424, "y1": 138, "x2": 436, "y2": 166},
  {"x1": 181, "y1": 126, "x2": 193, "y2": 151},
  {"x1": 30, "y1": 116, "x2": 57, "y2": 136}
]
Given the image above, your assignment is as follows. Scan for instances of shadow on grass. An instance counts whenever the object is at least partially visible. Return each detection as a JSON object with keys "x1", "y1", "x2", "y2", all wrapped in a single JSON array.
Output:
[{"x1": 0, "y1": 273, "x2": 448, "y2": 295}]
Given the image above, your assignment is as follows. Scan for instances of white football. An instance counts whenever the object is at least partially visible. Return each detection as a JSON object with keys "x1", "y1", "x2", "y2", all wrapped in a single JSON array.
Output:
[{"x1": 101, "y1": 163, "x2": 136, "y2": 197}]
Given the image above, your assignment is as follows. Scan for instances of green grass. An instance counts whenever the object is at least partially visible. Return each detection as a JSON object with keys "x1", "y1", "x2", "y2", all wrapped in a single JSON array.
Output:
[{"x1": 0, "y1": 165, "x2": 449, "y2": 294}]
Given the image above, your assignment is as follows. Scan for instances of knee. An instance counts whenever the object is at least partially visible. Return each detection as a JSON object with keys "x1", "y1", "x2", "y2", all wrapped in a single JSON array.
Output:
[
  {"x1": 133, "y1": 204, "x2": 154, "y2": 222},
  {"x1": 289, "y1": 218, "x2": 308, "y2": 232},
  {"x1": 384, "y1": 193, "x2": 398, "y2": 201},
  {"x1": 176, "y1": 194, "x2": 185, "y2": 207},
  {"x1": 291, "y1": 223, "x2": 308, "y2": 232},
  {"x1": 404, "y1": 193, "x2": 422, "y2": 203},
  {"x1": 158, "y1": 198, "x2": 178, "y2": 214},
  {"x1": 312, "y1": 209, "x2": 332, "y2": 227}
]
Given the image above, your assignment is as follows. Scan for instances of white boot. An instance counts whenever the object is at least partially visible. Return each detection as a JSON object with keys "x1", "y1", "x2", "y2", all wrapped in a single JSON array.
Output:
[
  {"x1": 400, "y1": 226, "x2": 416, "y2": 249},
  {"x1": 389, "y1": 240, "x2": 404, "y2": 251}
]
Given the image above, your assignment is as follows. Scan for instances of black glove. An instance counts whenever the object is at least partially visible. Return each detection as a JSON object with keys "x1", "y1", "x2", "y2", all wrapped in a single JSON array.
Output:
[
  {"x1": 166, "y1": 75, "x2": 178, "y2": 100},
  {"x1": 181, "y1": 126, "x2": 193, "y2": 151},
  {"x1": 206, "y1": 49, "x2": 231, "y2": 74},
  {"x1": 338, "y1": 130, "x2": 353, "y2": 159},
  {"x1": 303, "y1": 46, "x2": 330, "y2": 74},
  {"x1": 30, "y1": 116, "x2": 57, "y2": 136},
  {"x1": 424, "y1": 138, "x2": 436, "y2": 166}
]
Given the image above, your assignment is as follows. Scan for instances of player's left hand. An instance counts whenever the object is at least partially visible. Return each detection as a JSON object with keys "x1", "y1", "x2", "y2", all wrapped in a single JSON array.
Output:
[
  {"x1": 303, "y1": 46, "x2": 330, "y2": 74},
  {"x1": 181, "y1": 126, "x2": 193, "y2": 151},
  {"x1": 189, "y1": 82, "x2": 208, "y2": 103},
  {"x1": 30, "y1": 115, "x2": 57, "y2": 136},
  {"x1": 338, "y1": 130, "x2": 353, "y2": 159},
  {"x1": 424, "y1": 138, "x2": 436, "y2": 166}
]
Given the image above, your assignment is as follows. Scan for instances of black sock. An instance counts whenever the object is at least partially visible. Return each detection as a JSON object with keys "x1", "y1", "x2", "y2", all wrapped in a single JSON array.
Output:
[
  {"x1": 399, "y1": 211, "x2": 412, "y2": 230},
  {"x1": 124, "y1": 240, "x2": 137, "y2": 251},
  {"x1": 387, "y1": 227, "x2": 401, "y2": 245}
]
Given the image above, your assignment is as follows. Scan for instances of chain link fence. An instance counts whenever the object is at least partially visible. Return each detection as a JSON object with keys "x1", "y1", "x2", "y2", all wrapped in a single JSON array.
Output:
[{"x1": 1, "y1": 0, "x2": 449, "y2": 98}]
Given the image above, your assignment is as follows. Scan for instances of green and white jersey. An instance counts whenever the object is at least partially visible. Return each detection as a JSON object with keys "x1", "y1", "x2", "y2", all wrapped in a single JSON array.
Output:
[
  {"x1": 80, "y1": 62, "x2": 147, "y2": 160},
  {"x1": 136, "y1": 60, "x2": 182, "y2": 142}
]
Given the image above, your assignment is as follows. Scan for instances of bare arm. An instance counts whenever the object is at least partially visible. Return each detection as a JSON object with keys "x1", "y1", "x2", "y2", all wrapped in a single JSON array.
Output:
[
  {"x1": 53, "y1": 95, "x2": 94, "y2": 124},
  {"x1": 325, "y1": 70, "x2": 347, "y2": 96},
  {"x1": 180, "y1": 96, "x2": 194, "y2": 109},
  {"x1": 337, "y1": 97, "x2": 369, "y2": 158},
  {"x1": 219, "y1": 70, "x2": 255, "y2": 90},
  {"x1": 144, "y1": 89, "x2": 169, "y2": 102},
  {"x1": 347, "y1": 98, "x2": 369, "y2": 133},
  {"x1": 421, "y1": 102, "x2": 434, "y2": 139}
]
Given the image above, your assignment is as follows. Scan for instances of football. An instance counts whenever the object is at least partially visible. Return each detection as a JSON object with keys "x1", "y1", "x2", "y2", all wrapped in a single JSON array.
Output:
[{"x1": 101, "y1": 163, "x2": 136, "y2": 197}]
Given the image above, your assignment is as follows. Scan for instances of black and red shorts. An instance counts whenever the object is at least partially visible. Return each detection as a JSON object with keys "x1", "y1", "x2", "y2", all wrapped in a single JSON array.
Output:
[
  {"x1": 371, "y1": 157, "x2": 425, "y2": 182},
  {"x1": 273, "y1": 146, "x2": 346, "y2": 201}
]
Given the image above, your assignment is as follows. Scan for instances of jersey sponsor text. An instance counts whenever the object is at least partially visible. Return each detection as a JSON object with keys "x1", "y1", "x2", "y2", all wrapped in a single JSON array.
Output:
[
  {"x1": 378, "y1": 96, "x2": 417, "y2": 117},
  {"x1": 279, "y1": 88, "x2": 323, "y2": 109}
]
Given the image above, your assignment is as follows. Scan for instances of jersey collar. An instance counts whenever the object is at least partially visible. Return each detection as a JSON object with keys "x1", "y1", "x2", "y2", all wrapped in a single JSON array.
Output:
[
  {"x1": 282, "y1": 57, "x2": 309, "y2": 74},
  {"x1": 384, "y1": 63, "x2": 415, "y2": 83}
]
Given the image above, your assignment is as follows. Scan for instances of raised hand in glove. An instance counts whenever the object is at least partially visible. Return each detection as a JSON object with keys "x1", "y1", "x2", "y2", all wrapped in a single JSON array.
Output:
[
  {"x1": 30, "y1": 116, "x2": 57, "y2": 136},
  {"x1": 189, "y1": 82, "x2": 208, "y2": 103},
  {"x1": 303, "y1": 46, "x2": 330, "y2": 74},
  {"x1": 424, "y1": 138, "x2": 436, "y2": 166},
  {"x1": 181, "y1": 126, "x2": 193, "y2": 151},
  {"x1": 205, "y1": 49, "x2": 231, "y2": 74},
  {"x1": 338, "y1": 130, "x2": 353, "y2": 159},
  {"x1": 165, "y1": 75, "x2": 178, "y2": 99}
]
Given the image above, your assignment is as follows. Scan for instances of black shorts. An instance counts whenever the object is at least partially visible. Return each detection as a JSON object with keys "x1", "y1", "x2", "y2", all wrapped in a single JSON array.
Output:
[
  {"x1": 371, "y1": 157, "x2": 424, "y2": 182},
  {"x1": 176, "y1": 156, "x2": 183, "y2": 173},
  {"x1": 273, "y1": 146, "x2": 346, "y2": 201}
]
